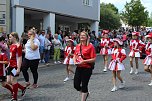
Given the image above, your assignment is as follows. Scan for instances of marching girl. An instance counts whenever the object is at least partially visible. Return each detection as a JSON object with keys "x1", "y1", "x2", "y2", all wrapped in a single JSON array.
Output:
[
  {"x1": 0, "y1": 45, "x2": 13, "y2": 96},
  {"x1": 63, "y1": 39, "x2": 75, "y2": 82},
  {"x1": 7, "y1": 32, "x2": 26, "y2": 101},
  {"x1": 108, "y1": 38, "x2": 126, "y2": 92},
  {"x1": 143, "y1": 32, "x2": 152, "y2": 86},
  {"x1": 129, "y1": 32, "x2": 145, "y2": 74},
  {"x1": 100, "y1": 30, "x2": 113, "y2": 72}
]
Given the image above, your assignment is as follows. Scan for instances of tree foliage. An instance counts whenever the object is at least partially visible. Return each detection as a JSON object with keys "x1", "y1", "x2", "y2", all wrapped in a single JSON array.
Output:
[
  {"x1": 100, "y1": 3, "x2": 121, "y2": 30},
  {"x1": 121, "y1": 0, "x2": 148, "y2": 29},
  {"x1": 147, "y1": 13, "x2": 152, "y2": 27}
]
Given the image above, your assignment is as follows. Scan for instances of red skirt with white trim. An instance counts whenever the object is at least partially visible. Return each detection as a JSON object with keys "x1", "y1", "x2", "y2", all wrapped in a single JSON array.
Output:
[
  {"x1": 108, "y1": 60, "x2": 125, "y2": 71},
  {"x1": 100, "y1": 48, "x2": 111, "y2": 55},
  {"x1": 143, "y1": 56, "x2": 152, "y2": 65},
  {"x1": 63, "y1": 57, "x2": 74, "y2": 65},
  {"x1": 129, "y1": 51, "x2": 140, "y2": 57}
]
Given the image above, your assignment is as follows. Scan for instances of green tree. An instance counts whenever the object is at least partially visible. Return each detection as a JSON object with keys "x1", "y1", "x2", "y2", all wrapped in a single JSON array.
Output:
[
  {"x1": 147, "y1": 13, "x2": 152, "y2": 27},
  {"x1": 100, "y1": 3, "x2": 121, "y2": 30},
  {"x1": 121, "y1": 0, "x2": 148, "y2": 31}
]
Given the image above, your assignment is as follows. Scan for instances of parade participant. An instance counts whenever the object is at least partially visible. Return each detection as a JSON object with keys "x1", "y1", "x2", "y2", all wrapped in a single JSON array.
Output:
[
  {"x1": 129, "y1": 32, "x2": 145, "y2": 74},
  {"x1": 108, "y1": 38, "x2": 126, "y2": 92},
  {"x1": 100, "y1": 30, "x2": 113, "y2": 72},
  {"x1": 143, "y1": 32, "x2": 152, "y2": 86},
  {"x1": 63, "y1": 39, "x2": 75, "y2": 82},
  {"x1": 7, "y1": 32, "x2": 26, "y2": 101},
  {"x1": 73, "y1": 31, "x2": 96, "y2": 101},
  {"x1": 21, "y1": 29, "x2": 40, "y2": 89},
  {"x1": 0, "y1": 45, "x2": 13, "y2": 96}
]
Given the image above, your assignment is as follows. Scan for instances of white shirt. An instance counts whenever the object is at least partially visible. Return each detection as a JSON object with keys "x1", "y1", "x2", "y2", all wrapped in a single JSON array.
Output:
[
  {"x1": 39, "y1": 34, "x2": 45, "y2": 46},
  {"x1": 25, "y1": 38, "x2": 40, "y2": 60}
]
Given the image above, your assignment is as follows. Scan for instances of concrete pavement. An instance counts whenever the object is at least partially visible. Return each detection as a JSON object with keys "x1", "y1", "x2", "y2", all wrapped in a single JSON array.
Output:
[{"x1": 0, "y1": 50, "x2": 152, "y2": 101}]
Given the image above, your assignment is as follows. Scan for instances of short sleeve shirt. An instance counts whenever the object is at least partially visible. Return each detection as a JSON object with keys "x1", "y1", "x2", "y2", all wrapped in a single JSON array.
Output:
[
  {"x1": 25, "y1": 38, "x2": 40, "y2": 60},
  {"x1": 74, "y1": 43, "x2": 96, "y2": 68},
  {"x1": 10, "y1": 44, "x2": 22, "y2": 68},
  {"x1": 0, "y1": 53, "x2": 8, "y2": 76}
]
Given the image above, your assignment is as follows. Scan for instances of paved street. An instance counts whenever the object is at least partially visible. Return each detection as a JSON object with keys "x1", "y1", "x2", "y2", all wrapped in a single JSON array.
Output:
[{"x1": 0, "y1": 49, "x2": 152, "y2": 101}]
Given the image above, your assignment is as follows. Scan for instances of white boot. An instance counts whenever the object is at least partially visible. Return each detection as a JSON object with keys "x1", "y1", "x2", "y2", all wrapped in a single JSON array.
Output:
[
  {"x1": 148, "y1": 80, "x2": 152, "y2": 86},
  {"x1": 103, "y1": 67, "x2": 107, "y2": 72},
  {"x1": 111, "y1": 86, "x2": 117, "y2": 92},
  {"x1": 119, "y1": 81, "x2": 125, "y2": 89},
  {"x1": 63, "y1": 77, "x2": 69, "y2": 82},
  {"x1": 134, "y1": 69, "x2": 138, "y2": 75},
  {"x1": 130, "y1": 68, "x2": 134, "y2": 74}
]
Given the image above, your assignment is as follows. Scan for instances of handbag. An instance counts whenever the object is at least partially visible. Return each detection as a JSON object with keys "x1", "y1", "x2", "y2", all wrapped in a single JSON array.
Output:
[{"x1": 80, "y1": 44, "x2": 95, "y2": 69}]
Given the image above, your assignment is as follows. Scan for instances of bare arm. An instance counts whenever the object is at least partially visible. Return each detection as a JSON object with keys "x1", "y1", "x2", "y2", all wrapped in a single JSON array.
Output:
[{"x1": 30, "y1": 40, "x2": 38, "y2": 51}]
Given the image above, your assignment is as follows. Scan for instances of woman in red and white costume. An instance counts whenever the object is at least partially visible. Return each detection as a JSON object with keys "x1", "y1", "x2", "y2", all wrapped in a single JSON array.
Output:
[
  {"x1": 7, "y1": 32, "x2": 26, "y2": 101},
  {"x1": 63, "y1": 39, "x2": 75, "y2": 82},
  {"x1": 100, "y1": 30, "x2": 113, "y2": 72},
  {"x1": 129, "y1": 32, "x2": 145, "y2": 74},
  {"x1": 143, "y1": 32, "x2": 152, "y2": 86},
  {"x1": 108, "y1": 38, "x2": 126, "y2": 92}
]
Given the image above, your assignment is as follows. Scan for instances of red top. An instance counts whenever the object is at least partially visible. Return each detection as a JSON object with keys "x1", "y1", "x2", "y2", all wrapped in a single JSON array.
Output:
[
  {"x1": 100, "y1": 38, "x2": 113, "y2": 48},
  {"x1": 0, "y1": 53, "x2": 8, "y2": 76},
  {"x1": 64, "y1": 46, "x2": 75, "y2": 58},
  {"x1": 111, "y1": 48, "x2": 126, "y2": 62},
  {"x1": 145, "y1": 43, "x2": 152, "y2": 55},
  {"x1": 130, "y1": 39, "x2": 145, "y2": 52},
  {"x1": 74, "y1": 43, "x2": 96, "y2": 68},
  {"x1": 9, "y1": 44, "x2": 22, "y2": 68}
]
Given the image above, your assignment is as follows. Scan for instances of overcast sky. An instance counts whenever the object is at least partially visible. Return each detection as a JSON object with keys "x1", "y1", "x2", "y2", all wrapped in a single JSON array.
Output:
[{"x1": 100, "y1": 0, "x2": 152, "y2": 14}]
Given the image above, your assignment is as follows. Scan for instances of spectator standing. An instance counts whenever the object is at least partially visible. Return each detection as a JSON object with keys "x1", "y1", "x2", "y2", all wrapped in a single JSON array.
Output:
[
  {"x1": 52, "y1": 34, "x2": 62, "y2": 64},
  {"x1": 39, "y1": 30, "x2": 45, "y2": 63},
  {"x1": 44, "y1": 34, "x2": 52, "y2": 65}
]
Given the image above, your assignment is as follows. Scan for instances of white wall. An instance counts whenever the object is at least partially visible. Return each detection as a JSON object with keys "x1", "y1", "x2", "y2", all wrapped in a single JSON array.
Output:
[{"x1": 43, "y1": 13, "x2": 55, "y2": 35}]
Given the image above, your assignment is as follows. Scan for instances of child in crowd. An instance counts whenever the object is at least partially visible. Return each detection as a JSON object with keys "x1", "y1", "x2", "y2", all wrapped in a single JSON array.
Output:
[
  {"x1": 100, "y1": 30, "x2": 113, "y2": 72},
  {"x1": 143, "y1": 32, "x2": 152, "y2": 86},
  {"x1": 108, "y1": 38, "x2": 126, "y2": 92},
  {"x1": 0, "y1": 45, "x2": 13, "y2": 96},
  {"x1": 63, "y1": 39, "x2": 75, "y2": 82},
  {"x1": 129, "y1": 32, "x2": 145, "y2": 74}
]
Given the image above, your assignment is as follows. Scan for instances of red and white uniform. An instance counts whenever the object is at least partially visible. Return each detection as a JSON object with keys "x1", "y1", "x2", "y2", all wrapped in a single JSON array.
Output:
[
  {"x1": 9, "y1": 44, "x2": 22, "y2": 69},
  {"x1": 100, "y1": 38, "x2": 113, "y2": 55},
  {"x1": 143, "y1": 43, "x2": 152, "y2": 65},
  {"x1": 129, "y1": 39, "x2": 145, "y2": 57},
  {"x1": 0, "y1": 53, "x2": 8, "y2": 77},
  {"x1": 108, "y1": 48, "x2": 126, "y2": 71},
  {"x1": 63, "y1": 46, "x2": 75, "y2": 65}
]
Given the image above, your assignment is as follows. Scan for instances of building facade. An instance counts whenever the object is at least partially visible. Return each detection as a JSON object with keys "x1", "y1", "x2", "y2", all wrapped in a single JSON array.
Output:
[
  {"x1": 11, "y1": 0, "x2": 100, "y2": 36},
  {"x1": 0, "y1": 0, "x2": 11, "y2": 33}
]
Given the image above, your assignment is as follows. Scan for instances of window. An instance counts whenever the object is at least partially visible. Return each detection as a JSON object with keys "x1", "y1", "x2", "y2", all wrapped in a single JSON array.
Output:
[
  {"x1": 2, "y1": 14, "x2": 5, "y2": 18},
  {"x1": 83, "y1": 0, "x2": 92, "y2": 6},
  {"x1": 0, "y1": 19, "x2": 5, "y2": 25}
]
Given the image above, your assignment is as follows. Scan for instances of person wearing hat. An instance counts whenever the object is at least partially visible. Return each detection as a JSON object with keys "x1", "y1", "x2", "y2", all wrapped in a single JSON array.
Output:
[
  {"x1": 143, "y1": 32, "x2": 152, "y2": 86},
  {"x1": 100, "y1": 30, "x2": 113, "y2": 72},
  {"x1": 108, "y1": 38, "x2": 126, "y2": 92},
  {"x1": 129, "y1": 32, "x2": 145, "y2": 74},
  {"x1": 63, "y1": 38, "x2": 75, "y2": 82}
]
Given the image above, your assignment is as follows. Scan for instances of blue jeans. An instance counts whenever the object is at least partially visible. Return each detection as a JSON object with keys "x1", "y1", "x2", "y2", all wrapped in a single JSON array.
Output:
[{"x1": 44, "y1": 49, "x2": 50, "y2": 63}]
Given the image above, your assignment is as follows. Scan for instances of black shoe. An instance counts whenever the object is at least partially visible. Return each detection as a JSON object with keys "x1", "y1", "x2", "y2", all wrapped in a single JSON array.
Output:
[
  {"x1": 85, "y1": 92, "x2": 89, "y2": 101},
  {"x1": 21, "y1": 87, "x2": 26, "y2": 97}
]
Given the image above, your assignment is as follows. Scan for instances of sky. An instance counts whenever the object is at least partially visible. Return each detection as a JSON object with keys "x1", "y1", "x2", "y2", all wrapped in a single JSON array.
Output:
[{"x1": 100, "y1": 0, "x2": 152, "y2": 14}]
